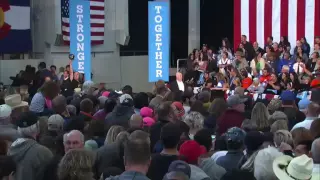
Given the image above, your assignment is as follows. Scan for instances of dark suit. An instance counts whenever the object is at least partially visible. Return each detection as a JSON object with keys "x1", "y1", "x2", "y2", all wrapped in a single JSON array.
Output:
[{"x1": 170, "y1": 80, "x2": 184, "y2": 94}]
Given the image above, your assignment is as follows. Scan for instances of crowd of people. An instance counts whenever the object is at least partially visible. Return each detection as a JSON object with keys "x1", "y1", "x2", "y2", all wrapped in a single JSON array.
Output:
[
  {"x1": 0, "y1": 34, "x2": 320, "y2": 180},
  {"x1": 184, "y1": 35, "x2": 320, "y2": 94}
]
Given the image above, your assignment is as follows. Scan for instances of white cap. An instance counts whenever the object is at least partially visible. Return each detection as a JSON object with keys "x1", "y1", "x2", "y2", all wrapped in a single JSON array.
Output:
[
  {"x1": 119, "y1": 94, "x2": 133, "y2": 104},
  {"x1": 0, "y1": 104, "x2": 12, "y2": 118}
]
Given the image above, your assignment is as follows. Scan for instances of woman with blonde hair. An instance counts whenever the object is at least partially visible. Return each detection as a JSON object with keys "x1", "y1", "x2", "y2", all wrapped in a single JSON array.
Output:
[
  {"x1": 183, "y1": 111, "x2": 204, "y2": 139},
  {"x1": 270, "y1": 120, "x2": 288, "y2": 133},
  {"x1": 105, "y1": 125, "x2": 125, "y2": 145},
  {"x1": 251, "y1": 102, "x2": 270, "y2": 132},
  {"x1": 58, "y1": 149, "x2": 95, "y2": 180},
  {"x1": 273, "y1": 130, "x2": 293, "y2": 148}
]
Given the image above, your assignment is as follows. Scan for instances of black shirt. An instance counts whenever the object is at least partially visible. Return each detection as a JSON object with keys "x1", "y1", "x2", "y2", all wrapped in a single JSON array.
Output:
[
  {"x1": 264, "y1": 81, "x2": 280, "y2": 94},
  {"x1": 147, "y1": 154, "x2": 180, "y2": 180},
  {"x1": 61, "y1": 78, "x2": 78, "y2": 97}
]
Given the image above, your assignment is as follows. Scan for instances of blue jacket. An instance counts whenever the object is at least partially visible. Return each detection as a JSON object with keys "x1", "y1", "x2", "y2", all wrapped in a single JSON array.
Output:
[{"x1": 278, "y1": 58, "x2": 294, "y2": 73}]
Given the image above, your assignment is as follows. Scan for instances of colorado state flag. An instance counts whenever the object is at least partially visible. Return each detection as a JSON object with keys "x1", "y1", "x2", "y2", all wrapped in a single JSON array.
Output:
[{"x1": 0, "y1": 0, "x2": 32, "y2": 53}]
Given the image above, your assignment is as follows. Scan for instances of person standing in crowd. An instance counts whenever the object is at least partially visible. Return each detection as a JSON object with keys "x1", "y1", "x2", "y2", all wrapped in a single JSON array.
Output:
[
  {"x1": 105, "y1": 130, "x2": 151, "y2": 180},
  {"x1": 278, "y1": 52, "x2": 294, "y2": 73},
  {"x1": 29, "y1": 81, "x2": 59, "y2": 116},
  {"x1": 105, "y1": 94, "x2": 135, "y2": 129},
  {"x1": 8, "y1": 112, "x2": 53, "y2": 180},
  {"x1": 291, "y1": 102, "x2": 320, "y2": 131},
  {"x1": 149, "y1": 80, "x2": 168, "y2": 109},
  {"x1": 301, "y1": 37, "x2": 311, "y2": 56},
  {"x1": 147, "y1": 122, "x2": 182, "y2": 180},
  {"x1": 279, "y1": 36, "x2": 291, "y2": 51},
  {"x1": 216, "y1": 127, "x2": 246, "y2": 172},
  {"x1": 217, "y1": 95, "x2": 246, "y2": 136},
  {"x1": 241, "y1": 35, "x2": 255, "y2": 61},
  {"x1": 253, "y1": 42, "x2": 265, "y2": 55},
  {"x1": 60, "y1": 60, "x2": 80, "y2": 97},
  {"x1": 50, "y1": 65, "x2": 58, "y2": 82}
]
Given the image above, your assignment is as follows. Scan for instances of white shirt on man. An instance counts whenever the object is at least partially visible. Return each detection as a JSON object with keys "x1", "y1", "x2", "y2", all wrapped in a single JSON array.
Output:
[
  {"x1": 291, "y1": 117, "x2": 318, "y2": 131},
  {"x1": 177, "y1": 80, "x2": 185, "y2": 92}
]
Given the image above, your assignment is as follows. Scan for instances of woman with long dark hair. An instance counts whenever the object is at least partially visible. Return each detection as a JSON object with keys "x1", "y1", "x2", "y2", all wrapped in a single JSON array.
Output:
[
  {"x1": 279, "y1": 36, "x2": 291, "y2": 52},
  {"x1": 289, "y1": 72, "x2": 300, "y2": 91},
  {"x1": 29, "y1": 81, "x2": 60, "y2": 116}
]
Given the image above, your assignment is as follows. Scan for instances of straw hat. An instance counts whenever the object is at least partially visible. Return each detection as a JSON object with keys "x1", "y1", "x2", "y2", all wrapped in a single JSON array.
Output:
[
  {"x1": 5, "y1": 94, "x2": 28, "y2": 109},
  {"x1": 273, "y1": 154, "x2": 319, "y2": 180}
]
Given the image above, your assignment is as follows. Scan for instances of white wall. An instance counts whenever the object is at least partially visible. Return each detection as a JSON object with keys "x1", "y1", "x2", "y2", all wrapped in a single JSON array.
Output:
[{"x1": 0, "y1": 55, "x2": 156, "y2": 92}]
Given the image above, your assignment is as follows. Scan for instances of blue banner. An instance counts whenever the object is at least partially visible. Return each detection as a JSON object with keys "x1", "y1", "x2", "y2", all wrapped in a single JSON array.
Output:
[
  {"x1": 69, "y1": 0, "x2": 91, "y2": 81},
  {"x1": 148, "y1": 1, "x2": 170, "y2": 82}
]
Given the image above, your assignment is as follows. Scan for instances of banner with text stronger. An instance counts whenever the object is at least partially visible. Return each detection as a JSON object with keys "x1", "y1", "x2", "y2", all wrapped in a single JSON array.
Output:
[
  {"x1": 148, "y1": 1, "x2": 170, "y2": 82},
  {"x1": 69, "y1": 0, "x2": 92, "y2": 81}
]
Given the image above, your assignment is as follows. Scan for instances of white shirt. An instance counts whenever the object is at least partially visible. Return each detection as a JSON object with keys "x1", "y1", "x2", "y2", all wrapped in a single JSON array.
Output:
[
  {"x1": 293, "y1": 62, "x2": 305, "y2": 74},
  {"x1": 177, "y1": 80, "x2": 185, "y2": 92},
  {"x1": 291, "y1": 117, "x2": 318, "y2": 131},
  {"x1": 218, "y1": 58, "x2": 231, "y2": 66}
]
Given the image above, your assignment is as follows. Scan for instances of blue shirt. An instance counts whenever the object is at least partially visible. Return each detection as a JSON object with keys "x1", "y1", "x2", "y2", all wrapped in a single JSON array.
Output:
[{"x1": 278, "y1": 58, "x2": 294, "y2": 73}]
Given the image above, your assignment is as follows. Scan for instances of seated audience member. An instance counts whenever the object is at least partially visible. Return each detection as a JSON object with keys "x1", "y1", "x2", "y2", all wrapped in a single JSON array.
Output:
[
  {"x1": 105, "y1": 94, "x2": 135, "y2": 129},
  {"x1": 240, "y1": 70, "x2": 252, "y2": 90},
  {"x1": 216, "y1": 127, "x2": 246, "y2": 172},
  {"x1": 259, "y1": 68, "x2": 271, "y2": 83},
  {"x1": 29, "y1": 81, "x2": 59, "y2": 116},
  {"x1": 264, "y1": 73, "x2": 280, "y2": 94},
  {"x1": 250, "y1": 51, "x2": 265, "y2": 76},
  {"x1": 277, "y1": 52, "x2": 294, "y2": 73},
  {"x1": 254, "y1": 146, "x2": 283, "y2": 180},
  {"x1": 105, "y1": 130, "x2": 151, "y2": 180},
  {"x1": 293, "y1": 56, "x2": 306, "y2": 75},
  {"x1": 217, "y1": 95, "x2": 246, "y2": 136},
  {"x1": 147, "y1": 123, "x2": 182, "y2": 180},
  {"x1": 247, "y1": 77, "x2": 264, "y2": 94},
  {"x1": 291, "y1": 102, "x2": 320, "y2": 131}
]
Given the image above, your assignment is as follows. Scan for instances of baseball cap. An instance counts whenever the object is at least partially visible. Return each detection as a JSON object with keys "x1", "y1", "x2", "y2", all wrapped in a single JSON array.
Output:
[
  {"x1": 225, "y1": 127, "x2": 246, "y2": 143},
  {"x1": 227, "y1": 95, "x2": 247, "y2": 107},
  {"x1": 143, "y1": 117, "x2": 155, "y2": 127},
  {"x1": 140, "y1": 107, "x2": 153, "y2": 118},
  {"x1": 179, "y1": 140, "x2": 207, "y2": 164},
  {"x1": 172, "y1": 101, "x2": 185, "y2": 117},
  {"x1": 280, "y1": 90, "x2": 295, "y2": 101},
  {"x1": 48, "y1": 114, "x2": 64, "y2": 131},
  {"x1": 16, "y1": 111, "x2": 39, "y2": 128},
  {"x1": 298, "y1": 98, "x2": 311, "y2": 111},
  {"x1": 0, "y1": 104, "x2": 12, "y2": 118},
  {"x1": 167, "y1": 160, "x2": 191, "y2": 178},
  {"x1": 119, "y1": 94, "x2": 133, "y2": 106}
]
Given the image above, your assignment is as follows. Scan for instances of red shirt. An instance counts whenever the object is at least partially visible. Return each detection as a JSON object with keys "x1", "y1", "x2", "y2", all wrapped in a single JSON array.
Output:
[
  {"x1": 260, "y1": 75, "x2": 271, "y2": 83},
  {"x1": 242, "y1": 78, "x2": 253, "y2": 89}
]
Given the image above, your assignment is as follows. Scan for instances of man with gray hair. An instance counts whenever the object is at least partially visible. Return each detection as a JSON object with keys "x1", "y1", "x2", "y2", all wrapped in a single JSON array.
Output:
[
  {"x1": 63, "y1": 130, "x2": 85, "y2": 153},
  {"x1": 311, "y1": 138, "x2": 320, "y2": 174},
  {"x1": 8, "y1": 112, "x2": 53, "y2": 180}
]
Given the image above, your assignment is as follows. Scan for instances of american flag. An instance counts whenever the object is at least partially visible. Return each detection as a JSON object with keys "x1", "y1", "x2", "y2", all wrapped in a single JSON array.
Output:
[
  {"x1": 61, "y1": 0, "x2": 105, "y2": 45},
  {"x1": 234, "y1": 0, "x2": 320, "y2": 51}
]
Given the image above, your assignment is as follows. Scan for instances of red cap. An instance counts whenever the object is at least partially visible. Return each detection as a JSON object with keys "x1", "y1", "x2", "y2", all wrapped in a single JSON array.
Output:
[
  {"x1": 172, "y1": 101, "x2": 185, "y2": 117},
  {"x1": 179, "y1": 140, "x2": 207, "y2": 164}
]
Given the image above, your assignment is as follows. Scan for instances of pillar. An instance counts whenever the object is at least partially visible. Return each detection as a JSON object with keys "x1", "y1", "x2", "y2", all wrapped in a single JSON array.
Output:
[{"x1": 188, "y1": 0, "x2": 200, "y2": 54}]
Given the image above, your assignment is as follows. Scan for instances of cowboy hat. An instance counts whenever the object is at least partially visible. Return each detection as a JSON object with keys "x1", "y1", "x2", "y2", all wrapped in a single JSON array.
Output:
[
  {"x1": 5, "y1": 94, "x2": 28, "y2": 109},
  {"x1": 273, "y1": 154, "x2": 319, "y2": 180}
]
